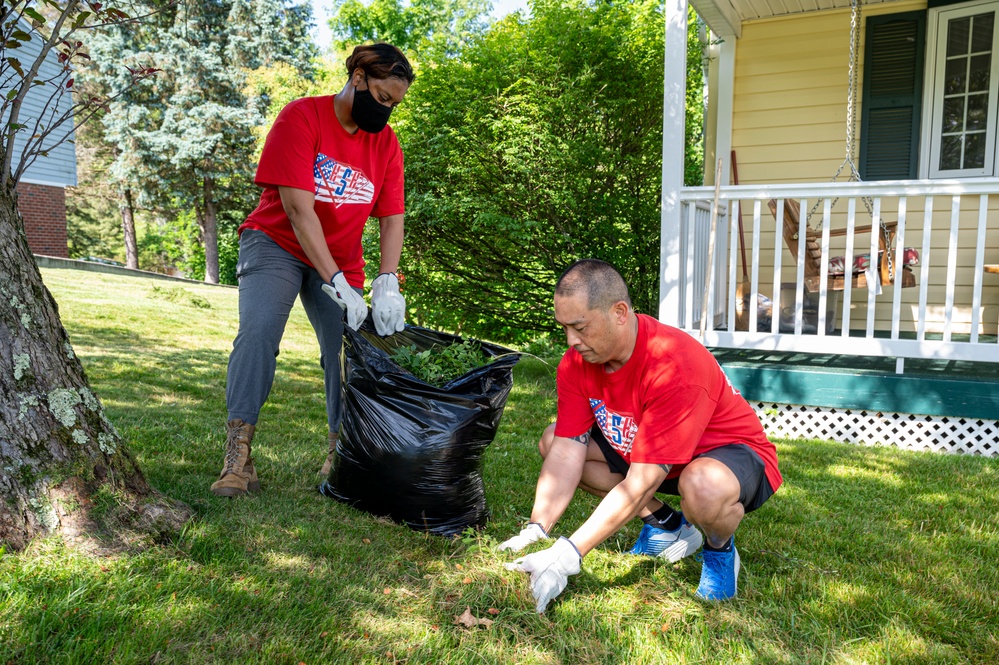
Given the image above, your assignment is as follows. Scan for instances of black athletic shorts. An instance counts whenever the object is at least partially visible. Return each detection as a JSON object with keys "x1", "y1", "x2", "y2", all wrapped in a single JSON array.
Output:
[{"x1": 590, "y1": 425, "x2": 774, "y2": 513}]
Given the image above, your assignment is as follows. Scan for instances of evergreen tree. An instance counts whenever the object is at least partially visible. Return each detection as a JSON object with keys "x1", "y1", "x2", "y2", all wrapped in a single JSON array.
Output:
[
  {"x1": 76, "y1": 0, "x2": 316, "y2": 283},
  {"x1": 84, "y1": 5, "x2": 172, "y2": 269}
]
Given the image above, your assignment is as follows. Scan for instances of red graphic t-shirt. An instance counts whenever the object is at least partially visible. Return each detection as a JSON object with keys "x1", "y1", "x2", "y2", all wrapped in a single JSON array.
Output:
[
  {"x1": 554, "y1": 314, "x2": 782, "y2": 492},
  {"x1": 239, "y1": 96, "x2": 405, "y2": 287}
]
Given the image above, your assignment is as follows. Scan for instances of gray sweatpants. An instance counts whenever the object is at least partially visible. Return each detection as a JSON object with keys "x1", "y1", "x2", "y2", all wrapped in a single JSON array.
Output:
[{"x1": 226, "y1": 229, "x2": 362, "y2": 431}]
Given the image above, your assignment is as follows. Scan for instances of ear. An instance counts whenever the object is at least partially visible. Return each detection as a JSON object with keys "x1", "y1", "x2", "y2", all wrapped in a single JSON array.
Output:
[
  {"x1": 610, "y1": 301, "x2": 630, "y2": 325},
  {"x1": 351, "y1": 69, "x2": 365, "y2": 89}
]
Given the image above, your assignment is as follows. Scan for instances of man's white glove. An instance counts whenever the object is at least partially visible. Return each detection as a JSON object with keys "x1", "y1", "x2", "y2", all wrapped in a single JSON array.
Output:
[
  {"x1": 505, "y1": 537, "x2": 581, "y2": 613},
  {"x1": 497, "y1": 522, "x2": 548, "y2": 552},
  {"x1": 321, "y1": 271, "x2": 366, "y2": 331},
  {"x1": 370, "y1": 272, "x2": 406, "y2": 336}
]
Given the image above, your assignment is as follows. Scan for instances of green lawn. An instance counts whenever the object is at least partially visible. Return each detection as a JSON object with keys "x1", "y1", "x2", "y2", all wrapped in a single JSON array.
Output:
[{"x1": 1, "y1": 266, "x2": 997, "y2": 664}]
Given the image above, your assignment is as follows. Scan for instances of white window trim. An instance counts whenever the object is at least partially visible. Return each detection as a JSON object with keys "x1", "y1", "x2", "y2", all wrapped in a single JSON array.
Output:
[{"x1": 919, "y1": 0, "x2": 999, "y2": 178}]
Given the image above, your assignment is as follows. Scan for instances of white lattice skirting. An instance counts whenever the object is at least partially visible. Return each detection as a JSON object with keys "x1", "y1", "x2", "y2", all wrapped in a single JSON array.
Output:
[{"x1": 752, "y1": 402, "x2": 998, "y2": 457}]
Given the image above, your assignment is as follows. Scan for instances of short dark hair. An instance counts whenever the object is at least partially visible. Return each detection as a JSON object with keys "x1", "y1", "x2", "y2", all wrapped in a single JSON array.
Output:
[
  {"x1": 555, "y1": 259, "x2": 632, "y2": 311},
  {"x1": 345, "y1": 43, "x2": 415, "y2": 84}
]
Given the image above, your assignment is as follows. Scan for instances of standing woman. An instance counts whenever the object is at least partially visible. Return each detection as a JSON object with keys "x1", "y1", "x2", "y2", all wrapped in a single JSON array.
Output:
[{"x1": 210, "y1": 43, "x2": 414, "y2": 497}]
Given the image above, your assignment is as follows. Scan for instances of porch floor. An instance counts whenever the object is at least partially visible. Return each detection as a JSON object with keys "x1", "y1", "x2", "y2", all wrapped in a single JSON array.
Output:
[{"x1": 713, "y1": 347, "x2": 999, "y2": 420}]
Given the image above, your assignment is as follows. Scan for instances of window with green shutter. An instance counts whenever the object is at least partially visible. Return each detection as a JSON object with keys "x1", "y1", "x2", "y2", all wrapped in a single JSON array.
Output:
[
  {"x1": 859, "y1": 11, "x2": 927, "y2": 180},
  {"x1": 925, "y1": 0, "x2": 999, "y2": 177}
]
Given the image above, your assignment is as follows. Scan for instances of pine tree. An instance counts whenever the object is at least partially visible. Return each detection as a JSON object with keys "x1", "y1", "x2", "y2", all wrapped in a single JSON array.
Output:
[{"x1": 78, "y1": 0, "x2": 316, "y2": 283}]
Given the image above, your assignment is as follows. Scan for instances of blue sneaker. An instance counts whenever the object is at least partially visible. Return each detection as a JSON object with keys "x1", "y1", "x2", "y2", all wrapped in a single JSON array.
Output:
[
  {"x1": 628, "y1": 516, "x2": 703, "y2": 562},
  {"x1": 695, "y1": 540, "x2": 740, "y2": 601}
]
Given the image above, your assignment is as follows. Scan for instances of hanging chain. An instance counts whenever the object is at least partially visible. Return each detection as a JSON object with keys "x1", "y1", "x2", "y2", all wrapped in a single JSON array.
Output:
[
  {"x1": 807, "y1": 0, "x2": 874, "y2": 226},
  {"x1": 883, "y1": 224, "x2": 895, "y2": 283}
]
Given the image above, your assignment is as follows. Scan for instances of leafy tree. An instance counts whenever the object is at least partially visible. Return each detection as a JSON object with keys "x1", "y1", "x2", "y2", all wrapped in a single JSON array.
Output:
[
  {"x1": 328, "y1": 0, "x2": 492, "y2": 55},
  {"x1": 0, "y1": 0, "x2": 189, "y2": 551},
  {"x1": 685, "y1": 8, "x2": 705, "y2": 188},
  {"x1": 395, "y1": 0, "x2": 693, "y2": 341},
  {"x1": 245, "y1": 56, "x2": 343, "y2": 134}
]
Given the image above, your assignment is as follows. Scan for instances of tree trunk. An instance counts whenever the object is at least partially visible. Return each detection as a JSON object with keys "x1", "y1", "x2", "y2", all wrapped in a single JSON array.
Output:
[
  {"x1": 202, "y1": 175, "x2": 219, "y2": 285},
  {"x1": 0, "y1": 183, "x2": 189, "y2": 552},
  {"x1": 120, "y1": 186, "x2": 138, "y2": 270}
]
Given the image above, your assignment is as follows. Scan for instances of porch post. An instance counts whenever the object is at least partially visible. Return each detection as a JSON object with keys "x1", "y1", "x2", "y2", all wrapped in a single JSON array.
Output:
[
  {"x1": 713, "y1": 36, "x2": 736, "y2": 190},
  {"x1": 658, "y1": 0, "x2": 689, "y2": 325}
]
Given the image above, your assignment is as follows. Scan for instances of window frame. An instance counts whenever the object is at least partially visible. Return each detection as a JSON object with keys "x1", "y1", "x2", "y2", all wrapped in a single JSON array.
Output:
[{"x1": 920, "y1": 0, "x2": 999, "y2": 178}]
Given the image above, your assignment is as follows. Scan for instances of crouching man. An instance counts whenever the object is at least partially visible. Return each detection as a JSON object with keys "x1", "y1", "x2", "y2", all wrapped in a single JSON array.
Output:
[{"x1": 499, "y1": 259, "x2": 782, "y2": 612}]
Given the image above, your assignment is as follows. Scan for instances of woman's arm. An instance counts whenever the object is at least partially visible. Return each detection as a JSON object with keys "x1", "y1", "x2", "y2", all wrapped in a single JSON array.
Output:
[
  {"x1": 279, "y1": 186, "x2": 340, "y2": 283},
  {"x1": 377, "y1": 213, "x2": 405, "y2": 274}
]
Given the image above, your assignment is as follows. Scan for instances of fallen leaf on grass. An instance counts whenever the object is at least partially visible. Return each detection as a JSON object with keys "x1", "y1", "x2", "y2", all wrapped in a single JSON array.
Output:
[
  {"x1": 486, "y1": 608, "x2": 499, "y2": 615},
  {"x1": 454, "y1": 607, "x2": 494, "y2": 629}
]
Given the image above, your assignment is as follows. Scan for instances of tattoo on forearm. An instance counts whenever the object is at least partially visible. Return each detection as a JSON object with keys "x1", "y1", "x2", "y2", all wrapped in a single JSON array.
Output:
[
  {"x1": 659, "y1": 464, "x2": 672, "y2": 474},
  {"x1": 569, "y1": 432, "x2": 590, "y2": 445}
]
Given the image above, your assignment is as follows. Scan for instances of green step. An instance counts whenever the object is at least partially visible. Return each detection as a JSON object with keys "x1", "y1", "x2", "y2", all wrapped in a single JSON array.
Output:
[{"x1": 713, "y1": 350, "x2": 999, "y2": 420}]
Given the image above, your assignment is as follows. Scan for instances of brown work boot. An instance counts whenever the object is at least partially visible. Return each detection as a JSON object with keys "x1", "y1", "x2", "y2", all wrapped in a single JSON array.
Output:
[
  {"x1": 210, "y1": 419, "x2": 260, "y2": 497},
  {"x1": 319, "y1": 431, "x2": 339, "y2": 477}
]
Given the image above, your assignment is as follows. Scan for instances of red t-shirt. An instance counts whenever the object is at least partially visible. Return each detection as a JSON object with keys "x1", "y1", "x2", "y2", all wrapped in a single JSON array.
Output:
[
  {"x1": 555, "y1": 314, "x2": 782, "y2": 492},
  {"x1": 239, "y1": 96, "x2": 405, "y2": 287}
]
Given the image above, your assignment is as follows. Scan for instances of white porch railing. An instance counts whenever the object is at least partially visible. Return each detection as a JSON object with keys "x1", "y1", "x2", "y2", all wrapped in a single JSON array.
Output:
[
  {"x1": 663, "y1": 179, "x2": 999, "y2": 368},
  {"x1": 677, "y1": 200, "x2": 728, "y2": 330}
]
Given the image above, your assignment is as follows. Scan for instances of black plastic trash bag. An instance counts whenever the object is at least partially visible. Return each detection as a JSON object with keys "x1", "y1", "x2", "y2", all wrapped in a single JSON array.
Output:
[{"x1": 319, "y1": 319, "x2": 520, "y2": 536}]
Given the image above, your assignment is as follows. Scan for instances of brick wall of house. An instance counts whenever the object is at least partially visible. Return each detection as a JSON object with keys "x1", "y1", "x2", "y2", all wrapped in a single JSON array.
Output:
[{"x1": 16, "y1": 182, "x2": 68, "y2": 257}]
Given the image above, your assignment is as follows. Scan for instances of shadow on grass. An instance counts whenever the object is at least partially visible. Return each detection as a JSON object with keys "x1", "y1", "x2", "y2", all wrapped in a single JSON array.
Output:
[{"x1": 8, "y1": 307, "x2": 998, "y2": 664}]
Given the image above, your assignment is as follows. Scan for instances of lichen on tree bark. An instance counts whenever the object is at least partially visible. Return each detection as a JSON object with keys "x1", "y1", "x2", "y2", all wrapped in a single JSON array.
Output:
[{"x1": 0, "y1": 182, "x2": 190, "y2": 552}]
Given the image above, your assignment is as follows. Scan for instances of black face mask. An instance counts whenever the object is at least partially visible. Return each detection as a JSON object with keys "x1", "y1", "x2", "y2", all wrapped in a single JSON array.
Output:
[{"x1": 351, "y1": 77, "x2": 393, "y2": 134}]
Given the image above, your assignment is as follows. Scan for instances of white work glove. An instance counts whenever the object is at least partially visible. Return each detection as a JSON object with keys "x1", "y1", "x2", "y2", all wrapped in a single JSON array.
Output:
[
  {"x1": 321, "y1": 271, "x2": 367, "y2": 331},
  {"x1": 370, "y1": 272, "x2": 406, "y2": 336},
  {"x1": 497, "y1": 522, "x2": 548, "y2": 552},
  {"x1": 505, "y1": 537, "x2": 581, "y2": 613}
]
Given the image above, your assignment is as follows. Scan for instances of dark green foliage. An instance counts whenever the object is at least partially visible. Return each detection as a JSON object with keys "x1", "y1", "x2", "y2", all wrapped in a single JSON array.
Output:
[
  {"x1": 328, "y1": 0, "x2": 492, "y2": 55},
  {"x1": 389, "y1": 339, "x2": 491, "y2": 386},
  {"x1": 686, "y1": 10, "x2": 706, "y2": 187},
  {"x1": 392, "y1": 0, "x2": 703, "y2": 342}
]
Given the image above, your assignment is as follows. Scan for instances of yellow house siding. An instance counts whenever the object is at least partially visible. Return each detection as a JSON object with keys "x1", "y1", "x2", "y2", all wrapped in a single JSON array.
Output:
[
  {"x1": 731, "y1": 1, "x2": 928, "y2": 184},
  {"x1": 732, "y1": 10, "x2": 853, "y2": 183},
  {"x1": 722, "y1": 1, "x2": 999, "y2": 337}
]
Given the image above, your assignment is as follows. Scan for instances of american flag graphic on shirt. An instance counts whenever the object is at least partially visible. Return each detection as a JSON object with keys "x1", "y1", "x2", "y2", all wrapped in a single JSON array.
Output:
[
  {"x1": 590, "y1": 398, "x2": 639, "y2": 457},
  {"x1": 313, "y1": 152, "x2": 374, "y2": 207}
]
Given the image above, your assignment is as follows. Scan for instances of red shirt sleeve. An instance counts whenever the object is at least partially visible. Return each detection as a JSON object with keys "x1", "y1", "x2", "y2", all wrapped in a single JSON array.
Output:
[
  {"x1": 554, "y1": 351, "x2": 596, "y2": 438},
  {"x1": 254, "y1": 99, "x2": 318, "y2": 192}
]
